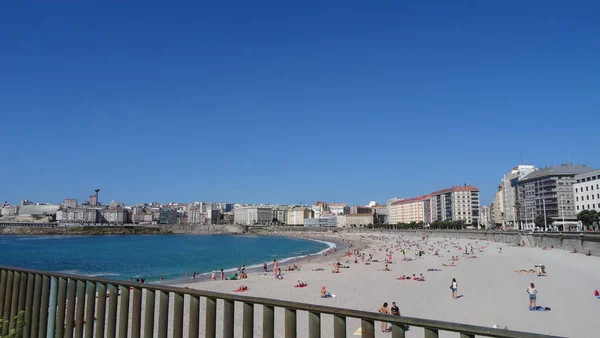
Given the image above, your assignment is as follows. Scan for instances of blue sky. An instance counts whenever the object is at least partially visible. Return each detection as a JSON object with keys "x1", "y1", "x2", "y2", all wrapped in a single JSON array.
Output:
[{"x1": 1, "y1": 1, "x2": 598, "y2": 206}]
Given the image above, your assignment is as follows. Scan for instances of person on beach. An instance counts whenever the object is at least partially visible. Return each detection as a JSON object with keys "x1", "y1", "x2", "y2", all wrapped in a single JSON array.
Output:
[
  {"x1": 450, "y1": 278, "x2": 458, "y2": 299},
  {"x1": 263, "y1": 262, "x2": 268, "y2": 272},
  {"x1": 378, "y1": 302, "x2": 390, "y2": 332},
  {"x1": 321, "y1": 286, "x2": 332, "y2": 298},
  {"x1": 211, "y1": 271, "x2": 215, "y2": 280},
  {"x1": 527, "y1": 283, "x2": 537, "y2": 310},
  {"x1": 220, "y1": 269, "x2": 224, "y2": 280},
  {"x1": 391, "y1": 302, "x2": 400, "y2": 316}
]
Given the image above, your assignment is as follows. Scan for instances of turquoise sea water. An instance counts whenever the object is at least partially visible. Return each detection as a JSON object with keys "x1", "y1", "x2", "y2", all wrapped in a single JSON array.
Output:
[{"x1": 0, "y1": 235, "x2": 331, "y2": 282}]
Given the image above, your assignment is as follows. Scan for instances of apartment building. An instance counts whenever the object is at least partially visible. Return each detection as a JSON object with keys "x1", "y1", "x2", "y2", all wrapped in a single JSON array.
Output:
[
  {"x1": 233, "y1": 206, "x2": 273, "y2": 225},
  {"x1": 329, "y1": 203, "x2": 349, "y2": 215},
  {"x1": 574, "y1": 169, "x2": 600, "y2": 213},
  {"x1": 389, "y1": 196, "x2": 426, "y2": 224},
  {"x1": 287, "y1": 207, "x2": 311, "y2": 226},
  {"x1": 518, "y1": 164, "x2": 594, "y2": 230},
  {"x1": 427, "y1": 186, "x2": 480, "y2": 224}
]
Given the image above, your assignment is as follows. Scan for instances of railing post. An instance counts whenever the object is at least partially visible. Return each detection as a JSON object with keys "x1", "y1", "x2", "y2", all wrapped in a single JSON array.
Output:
[
  {"x1": 188, "y1": 295, "x2": 199, "y2": 338},
  {"x1": 424, "y1": 327, "x2": 439, "y2": 338},
  {"x1": 131, "y1": 287, "x2": 142, "y2": 338},
  {"x1": 106, "y1": 284, "x2": 118, "y2": 338},
  {"x1": 0, "y1": 269, "x2": 6, "y2": 320},
  {"x1": 46, "y1": 276, "x2": 58, "y2": 338},
  {"x1": 223, "y1": 299, "x2": 234, "y2": 338},
  {"x1": 143, "y1": 289, "x2": 155, "y2": 338},
  {"x1": 84, "y1": 281, "x2": 96, "y2": 338},
  {"x1": 17, "y1": 272, "x2": 28, "y2": 313},
  {"x1": 205, "y1": 297, "x2": 216, "y2": 338},
  {"x1": 55, "y1": 277, "x2": 67, "y2": 338},
  {"x1": 64, "y1": 278, "x2": 77, "y2": 338},
  {"x1": 8, "y1": 271, "x2": 20, "y2": 332},
  {"x1": 173, "y1": 292, "x2": 184, "y2": 338},
  {"x1": 243, "y1": 302, "x2": 254, "y2": 338},
  {"x1": 38, "y1": 274, "x2": 50, "y2": 338},
  {"x1": 157, "y1": 290, "x2": 168, "y2": 338},
  {"x1": 285, "y1": 308, "x2": 296, "y2": 338},
  {"x1": 391, "y1": 323, "x2": 406, "y2": 338},
  {"x1": 1, "y1": 270, "x2": 14, "y2": 336},
  {"x1": 75, "y1": 280, "x2": 86, "y2": 338},
  {"x1": 361, "y1": 319, "x2": 375, "y2": 338},
  {"x1": 309, "y1": 311, "x2": 320, "y2": 338},
  {"x1": 262, "y1": 305, "x2": 274, "y2": 338},
  {"x1": 30, "y1": 274, "x2": 42, "y2": 338},
  {"x1": 333, "y1": 315, "x2": 346, "y2": 338},
  {"x1": 118, "y1": 285, "x2": 130, "y2": 338},
  {"x1": 95, "y1": 283, "x2": 107, "y2": 338}
]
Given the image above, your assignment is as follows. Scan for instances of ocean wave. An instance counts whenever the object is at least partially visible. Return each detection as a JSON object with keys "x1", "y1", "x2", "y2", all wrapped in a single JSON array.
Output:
[{"x1": 58, "y1": 270, "x2": 120, "y2": 277}]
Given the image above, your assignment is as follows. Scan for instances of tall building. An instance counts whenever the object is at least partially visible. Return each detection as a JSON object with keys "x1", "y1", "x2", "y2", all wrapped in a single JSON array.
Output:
[
  {"x1": 574, "y1": 169, "x2": 600, "y2": 213},
  {"x1": 492, "y1": 186, "x2": 505, "y2": 227},
  {"x1": 500, "y1": 165, "x2": 536, "y2": 228},
  {"x1": 518, "y1": 164, "x2": 594, "y2": 230},
  {"x1": 389, "y1": 196, "x2": 426, "y2": 224},
  {"x1": 427, "y1": 186, "x2": 480, "y2": 224},
  {"x1": 159, "y1": 208, "x2": 178, "y2": 224}
]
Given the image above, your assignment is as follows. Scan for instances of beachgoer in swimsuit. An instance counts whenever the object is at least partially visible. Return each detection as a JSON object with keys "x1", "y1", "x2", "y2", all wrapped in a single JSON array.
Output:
[
  {"x1": 378, "y1": 302, "x2": 389, "y2": 332},
  {"x1": 527, "y1": 283, "x2": 537, "y2": 310}
]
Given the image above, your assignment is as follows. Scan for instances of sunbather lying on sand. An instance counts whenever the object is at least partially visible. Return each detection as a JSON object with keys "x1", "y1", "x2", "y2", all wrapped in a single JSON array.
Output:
[
  {"x1": 295, "y1": 280, "x2": 308, "y2": 287},
  {"x1": 443, "y1": 262, "x2": 456, "y2": 267},
  {"x1": 312, "y1": 268, "x2": 324, "y2": 271},
  {"x1": 234, "y1": 285, "x2": 248, "y2": 292}
]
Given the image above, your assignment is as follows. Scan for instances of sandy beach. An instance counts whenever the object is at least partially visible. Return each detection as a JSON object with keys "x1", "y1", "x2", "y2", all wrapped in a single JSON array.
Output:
[{"x1": 166, "y1": 231, "x2": 599, "y2": 337}]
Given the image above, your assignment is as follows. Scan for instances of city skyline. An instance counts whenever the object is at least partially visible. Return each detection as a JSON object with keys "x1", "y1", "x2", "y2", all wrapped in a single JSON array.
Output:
[{"x1": 1, "y1": 2, "x2": 599, "y2": 206}]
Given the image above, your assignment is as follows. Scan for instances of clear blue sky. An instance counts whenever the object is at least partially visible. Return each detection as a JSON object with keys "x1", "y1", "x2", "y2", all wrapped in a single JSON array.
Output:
[{"x1": 1, "y1": 1, "x2": 598, "y2": 206}]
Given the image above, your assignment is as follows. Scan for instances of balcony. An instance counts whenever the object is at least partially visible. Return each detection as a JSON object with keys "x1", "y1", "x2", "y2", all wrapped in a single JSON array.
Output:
[{"x1": 0, "y1": 266, "x2": 561, "y2": 338}]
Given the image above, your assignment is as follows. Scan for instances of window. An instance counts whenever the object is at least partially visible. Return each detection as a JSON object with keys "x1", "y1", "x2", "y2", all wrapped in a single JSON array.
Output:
[
  {"x1": 586, "y1": 187, "x2": 589, "y2": 191},
  {"x1": 577, "y1": 205, "x2": 579, "y2": 210},
  {"x1": 575, "y1": 188, "x2": 578, "y2": 192},
  {"x1": 587, "y1": 196, "x2": 590, "y2": 200}
]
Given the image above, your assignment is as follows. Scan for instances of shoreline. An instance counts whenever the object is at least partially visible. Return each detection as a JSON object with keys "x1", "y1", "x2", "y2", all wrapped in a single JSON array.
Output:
[{"x1": 159, "y1": 234, "x2": 349, "y2": 286}]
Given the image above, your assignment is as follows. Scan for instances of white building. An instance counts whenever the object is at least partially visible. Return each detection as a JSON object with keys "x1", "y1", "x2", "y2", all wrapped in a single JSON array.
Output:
[
  {"x1": 501, "y1": 165, "x2": 536, "y2": 228},
  {"x1": 574, "y1": 169, "x2": 600, "y2": 213},
  {"x1": 389, "y1": 197, "x2": 424, "y2": 224},
  {"x1": 233, "y1": 207, "x2": 272, "y2": 225},
  {"x1": 329, "y1": 203, "x2": 349, "y2": 215},
  {"x1": 62, "y1": 199, "x2": 78, "y2": 209},
  {"x1": 304, "y1": 216, "x2": 337, "y2": 227}
]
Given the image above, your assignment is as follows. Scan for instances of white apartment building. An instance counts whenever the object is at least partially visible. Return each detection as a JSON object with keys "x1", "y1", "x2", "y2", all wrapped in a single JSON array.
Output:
[
  {"x1": 311, "y1": 202, "x2": 329, "y2": 219},
  {"x1": 500, "y1": 165, "x2": 536, "y2": 228},
  {"x1": 492, "y1": 187, "x2": 505, "y2": 227},
  {"x1": 287, "y1": 207, "x2": 311, "y2": 226},
  {"x1": 233, "y1": 207, "x2": 273, "y2": 225},
  {"x1": 574, "y1": 169, "x2": 600, "y2": 213}
]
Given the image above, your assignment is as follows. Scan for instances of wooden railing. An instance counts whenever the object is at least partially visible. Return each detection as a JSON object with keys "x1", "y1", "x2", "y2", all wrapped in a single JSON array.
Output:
[{"x1": 0, "y1": 266, "x2": 563, "y2": 338}]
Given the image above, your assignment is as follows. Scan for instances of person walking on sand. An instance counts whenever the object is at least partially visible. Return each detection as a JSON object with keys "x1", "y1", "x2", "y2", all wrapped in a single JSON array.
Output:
[
  {"x1": 378, "y1": 302, "x2": 390, "y2": 332},
  {"x1": 450, "y1": 278, "x2": 458, "y2": 299},
  {"x1": 527, "y1": 283, "x2": 538, "y2": 310}
]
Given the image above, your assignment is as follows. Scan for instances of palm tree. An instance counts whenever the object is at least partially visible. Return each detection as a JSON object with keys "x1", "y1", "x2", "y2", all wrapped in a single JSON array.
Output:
[{"x1": 513, "y1": 201, "x2": 523, "y2": 230}]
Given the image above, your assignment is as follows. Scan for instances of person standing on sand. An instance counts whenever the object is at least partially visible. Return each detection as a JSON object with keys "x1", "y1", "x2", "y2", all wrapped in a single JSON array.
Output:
[
  {"x1": 391, "y1": 302, "x2": 400, "y2": 316},
  {"x1": 378, "y1": 302, "x2": 390, "y2": 332},
  {"x1": 450, "y1": 278, "x2": 458, "y2": 299},
  {"x1": 263, "y1": 262, "x2": 267, "y2": 273},
  {"x1": 527, "y1": 283, "x2": 538, "y2": 310},
  {"x1": 211, "y1": 271, "x2": 215, "y2": 280},
  {"x1": 220, "y1": 269, "x2": 224, "y2": 280}
]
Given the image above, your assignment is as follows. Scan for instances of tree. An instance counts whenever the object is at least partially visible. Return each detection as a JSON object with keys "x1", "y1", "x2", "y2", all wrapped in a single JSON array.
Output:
[{"x1": 577, "y1": 210, "x2": 598, "y2": 227}]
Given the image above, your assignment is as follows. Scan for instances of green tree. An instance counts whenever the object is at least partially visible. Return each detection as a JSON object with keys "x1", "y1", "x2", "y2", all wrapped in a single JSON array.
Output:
[{"x1": 577, "y1": 210, "x2": 598, "y2": 227}]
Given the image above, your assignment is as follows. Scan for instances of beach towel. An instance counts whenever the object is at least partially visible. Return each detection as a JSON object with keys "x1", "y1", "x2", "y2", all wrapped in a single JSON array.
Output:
[{"x1": 530, "y1": 306, "x2": 551, "y2": 311}]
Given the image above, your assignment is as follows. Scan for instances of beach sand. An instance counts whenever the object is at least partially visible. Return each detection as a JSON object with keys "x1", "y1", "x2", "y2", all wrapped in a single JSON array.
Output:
[{"x1": 159, "y1": 232, "x2": 599, "y2": 337}]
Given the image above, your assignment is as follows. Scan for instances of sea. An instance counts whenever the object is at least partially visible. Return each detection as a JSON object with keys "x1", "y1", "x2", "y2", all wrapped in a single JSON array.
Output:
[{"x1": 0, "y1": 234, "x2": 332, "y2": 282}]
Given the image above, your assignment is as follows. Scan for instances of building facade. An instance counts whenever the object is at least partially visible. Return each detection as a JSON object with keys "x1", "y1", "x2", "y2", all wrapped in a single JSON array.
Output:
[
  {"x1": 233, "y1": 207, "x2": 273, "y2": 225},
  {"x1": 492, "y1": 186, "x2": 505, "y2": 227},
  {"x1": 500, "y1": 165, "x2": 536, "y2": 228},
  {"x1": 287, "y1": 207, "x2": 311, "y2": 226},
  {"x1": 389, "y1": 196, "x2": 425, "y2": 224},
  {"x1": 159, "y1": 208, "x2": 178, "y2": 224},
  {"x1": 304, "y1": 216, "x2": 337, "y2": 227},
  {"x1": 518, "y1": 164, "x2": 594, "y2": 230},
  {"x1": 574, "y1": 169, "x2": 600, "y2": 213},
  {"x1": 329, "y1": 204, "x2": 349, "y2": 215},
  {"x1": 337, "y1": 214, "x2": 373, "y2": 227}
]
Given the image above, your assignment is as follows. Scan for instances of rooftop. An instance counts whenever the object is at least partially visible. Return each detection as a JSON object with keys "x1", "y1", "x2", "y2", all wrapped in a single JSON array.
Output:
[{"x1": 520, "y1": 164, "x2": 595, "y2": 182}]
